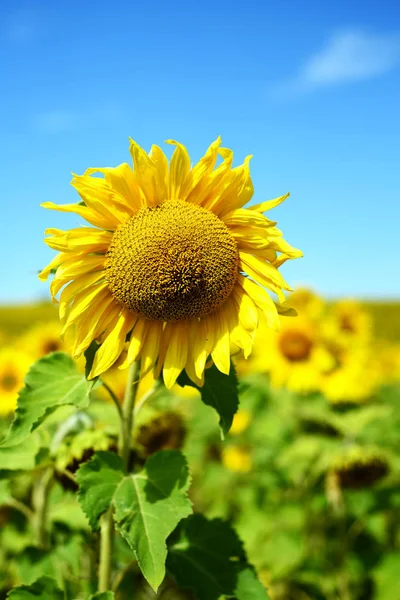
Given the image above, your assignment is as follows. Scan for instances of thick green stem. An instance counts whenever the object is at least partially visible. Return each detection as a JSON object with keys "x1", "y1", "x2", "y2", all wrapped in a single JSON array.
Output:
[
  {"x1": 32, "y1": 468, "x2": 53, "y2": 549},
  {"x1": 119, "y1": 361, "x2": 141, "y2": 471},
  {"x1": 98, "y1": 361, "x2": 141, "y2": 593},
  {"x1": 98, "y1": 507, "x2": 114, "y2": 593}
]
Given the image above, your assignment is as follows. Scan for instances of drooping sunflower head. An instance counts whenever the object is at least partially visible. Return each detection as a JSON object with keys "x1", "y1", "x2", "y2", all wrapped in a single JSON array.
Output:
[
  {"x1": 39, "y1": 138, "x2": 302, "y2": 388},
  {"x1": 135, "y1": 411, "x2": 187, "y2": 458},
  {"x1": 329, "y1": 446, "x2": 389, "y2": 489}
]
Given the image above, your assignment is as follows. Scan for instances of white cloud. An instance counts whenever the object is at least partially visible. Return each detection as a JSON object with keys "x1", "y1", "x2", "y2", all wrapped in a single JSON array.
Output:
[{"x1": 272, "y1": 29, "x2": 400, "y2": 96}]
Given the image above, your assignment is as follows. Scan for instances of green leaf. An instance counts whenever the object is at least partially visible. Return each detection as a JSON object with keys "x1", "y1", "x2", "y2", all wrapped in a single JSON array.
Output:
[
  {"x1": 0, "y1": 438, "x2": 40, "y2": 471},
  {"x1": 235, "y1": 566, "x2": 270, "y2": 600},
  {"x1": 373, "y1": 553, "x2": 400, "y2": 600},
  {"x1": 0, "y1": 478, "x2": 11, "y2": 504},
  {"x1": 76, "y1": 451, "x2": 125, "y2": 530},
  {"x1": 167, "y1": 514, "x2": 267, "y2": 600},
  {"x1": 177, "y1": 362, "x2": 239, "y2": 438},
  {"x1": 0, "y1": 353, "x2": 95, "y2": 453},
  {"x1": 6, "y1": 576, "x2": 64, "y2": 599},
  {"x1": 84, "y1": 340, "x2": 100, "y2": 380},
  {"x1": 113, "y1": 450, "x2": 192, "y2": 592},
  {"x1": 88, "y1": 593, "x2": 115, "y2": 599}
]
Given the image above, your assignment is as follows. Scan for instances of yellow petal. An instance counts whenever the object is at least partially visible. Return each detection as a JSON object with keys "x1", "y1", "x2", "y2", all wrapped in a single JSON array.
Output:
[
  {"x1": 86, "y1": 163, "x2": 142, "y2": 212},
  {"x1": 71, "y1": 291, "x2": 118, "y2": 354},
  {"x1": 38, "y1": 252, "x2": 67, "y2": 281},
  {"x1": 251, "y1": 192, "x2": 290, "y2": 213},
  {"x1": 140, "y1": 320, "x2": 163, "y2": 375},
  {"x1": 119, "y1": 318, "x2": 147, "y2": 369},
  {"x1": 188, "y1": 318, "x2": 209, "y2": 380},
  {"x1": 192, "y1": 148, "x2": 234, "y2": 207},
  {"x1": 181, "y1": 137, "x2": 221, "y2": 200},
  {"x1": 232, "y1": 285, "x2": 259, "y2": 332},
  {"x1": 71, "y1": 172, "x2": 132, "y2": 227},
  {"x1": 149, "y1": 145, "x2": 169, "y2": 201},
  {"x1": 163, "y1": 322, "x2": 188, "y2": 389},
  {"x1": 129, "y1": 139, "x2": 163, "y2": 207},
  {"x1": 60, "y1": 278, "x2": 108, "y2": 322},
  {"x1": 89, "y1": 310, "x2": 135, "y2": 378},
  {"x1": 240, "y1": 252, "x2": 292, "y2": 296},
  {"x1": 166, "y1": 140, "x2": 191, "y2": 201},
  {"x1": 237, "y1": 275, "x2": 280, "y2": 331},
  {"x1": 55, "y1": 253, "x2": 105, "y2": 280},
  {"x1": 210, "y1": 311, "x2": 231, "y2": 375},
  {"x1": 41, "y1": 201, "x2": 113, "y2": 230},
  {"x1": 44, "y1": 228, "x2": 112, "y2": 253}
]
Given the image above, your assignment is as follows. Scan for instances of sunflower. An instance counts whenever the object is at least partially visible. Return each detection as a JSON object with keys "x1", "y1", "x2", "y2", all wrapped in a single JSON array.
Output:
[
  {"x1": 329, "y1": 446, "x2": 389, "y2": 489},
  {"x1": 0, "y1": 349, "x2": 32, "y2": 415},
  {"x1": 39, "y1": 138, "x2": 302, "y2": 388},
  {"x1": 289, "y1": 287, "x2": 324, "y2": 320},
  {"x1": 244, "y1": 313, "x2": 332, "y2": 393},
  {"x1": 222, "y1": 445, "x2": 252, "y2": 473},
  {"x1": 19, "y1": 321, "x2": 66, "y2": 360}
]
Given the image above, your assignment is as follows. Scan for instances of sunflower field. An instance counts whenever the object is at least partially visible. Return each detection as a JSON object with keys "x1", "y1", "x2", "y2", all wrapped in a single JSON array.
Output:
[{"x1": 0, "y1": 140, "x2": 399, "y2": 600}]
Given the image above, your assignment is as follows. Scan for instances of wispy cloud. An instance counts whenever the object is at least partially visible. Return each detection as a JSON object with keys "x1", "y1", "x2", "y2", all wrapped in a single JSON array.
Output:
[{"x1": 272, "y1": 29, "x2": 400, "y2": 96}]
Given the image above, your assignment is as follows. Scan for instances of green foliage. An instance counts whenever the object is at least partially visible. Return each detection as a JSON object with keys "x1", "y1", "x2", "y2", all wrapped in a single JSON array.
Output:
[
  {"x1": 89, "y1": 593, "x2": 115, "y2": 599},
  {"x1": 76, "y1": 449, "x2": 192, "y2": 592},
  {"x1": 114, "y1": 450, "x2": 192, "y2": 592},
  {"x1": 6, "y1": 576, "x2": 64, "y2": 599},
  {"x1": 177, "y1": 362, "x2": 239, "y2": 438},
  {"x1": 0, "y1": 353, "x2": 96, "y2": 469},
  {"x1": 167, "y1": 514, "x2": 268, "y2": 600},
  {"x1": 76, "y1": 451, "x2": 125, "y2": 530}
]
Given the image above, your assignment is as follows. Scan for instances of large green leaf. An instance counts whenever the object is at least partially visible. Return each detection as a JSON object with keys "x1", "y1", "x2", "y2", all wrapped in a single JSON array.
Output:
[
  {"x1": 76, "y1": 451, "x2": 125, "y2": 530},
  {"x1": 6, "y1": 576, "x2": 64, "y2": 599},
  {"x1": 177, "y1": 362, "x2": 239, "y2": 437},
  {"x1": 167, "y1": 514, "x2": 268, "y2": 600},
  {"x1": 0, "y1": 353, "x2": 95, "y2": 461},
  {"x1": 113, "y1": 450, "x2": 192, "y2": 592}
]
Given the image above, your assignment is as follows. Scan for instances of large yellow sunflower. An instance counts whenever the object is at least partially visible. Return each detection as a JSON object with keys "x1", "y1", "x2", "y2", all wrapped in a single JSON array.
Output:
[{"x1": 39, "y1": 138, "x2": 302, "y2": 388}]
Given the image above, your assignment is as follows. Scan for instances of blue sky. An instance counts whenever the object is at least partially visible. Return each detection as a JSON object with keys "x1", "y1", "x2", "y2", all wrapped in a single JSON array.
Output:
[{"x1": 1, "y1": 0, "x2": 399, "y2": 303}]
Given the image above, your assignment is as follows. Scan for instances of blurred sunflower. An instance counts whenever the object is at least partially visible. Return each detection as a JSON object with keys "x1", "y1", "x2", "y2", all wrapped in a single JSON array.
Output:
[
  {"x1": 329, "y1": 445, "x2": 389, "y2": 489},
  {"x1": 0, "y1": 349, "x2": 32, "y2": 415},
  {"x1": 250, "y1": 314, "x2": 332, "y2": 393},
  {"x1": 222, "y1": 445, "x2": 252, "y2": 473},
  {"x1": 323, "y1": 300, "x2": 372, "y2": 348},
  {"x1": 40, "y1": 137, "x2": 301, "y2": 388},
  {"x1": 289, "y1": 287, "x2": 324, "y2": 320},
  {"x1": 321, "y1": 348, "x2": 380, "y2": 406},
  {"x1": 19, "y1": 321, "x2": 65, "y2": 360}
]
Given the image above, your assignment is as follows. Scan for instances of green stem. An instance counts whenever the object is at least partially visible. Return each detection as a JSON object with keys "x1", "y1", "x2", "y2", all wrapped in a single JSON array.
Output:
[
  {"x1": 98, "y1": 507, "x2": 114, "y2": 593},
  {"x1": 134, "y1": 378, "x2": 161, "y2": 417},
  {"x1": 102, "y1": 381, "x2": 123, "y2": 420},
  {"x1": 32, "y1": 468, "x2": 53, "y2": 549},
  {"x1": 98, "y1": 361, "x2": 141, "y2": 593},
  {"x1": 119, "y1": 361, "x2": 141, "y2": 471}
]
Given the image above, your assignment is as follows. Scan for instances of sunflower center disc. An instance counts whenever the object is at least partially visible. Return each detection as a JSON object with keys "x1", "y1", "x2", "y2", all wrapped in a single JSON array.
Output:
[
  {"x1": 279, "y1": 330, "x2": 313, "y2": 362},
  {"x1": 106, "y1": 200, "x2": 239, "y2": 321}
]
